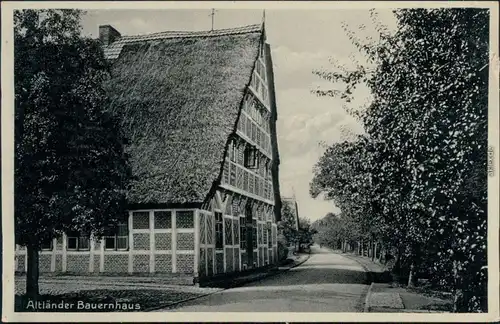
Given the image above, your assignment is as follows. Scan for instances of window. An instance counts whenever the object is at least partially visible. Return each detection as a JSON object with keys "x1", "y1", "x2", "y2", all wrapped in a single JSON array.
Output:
[
  {"x1": 66, "y1": 231, "x2": 90, "y2": 251},
  {"x1": 105, "y1": 222, "x2": 128, "y2": 250},
  {"x1": 229, "y1": 163, "x2": 236, "y2": 186},
  {"x1": 41, "y1": 240, "x2": 53, "y2": 251},
  {"x1": 244, "y1": 145, "x2": 258, "y2": 169},
  {"x1": 229, "y1": 140, "x2": 236, "y2": 162},
  {"x1": 215, "y1": 212, "x2": 223, "y2": 249}
]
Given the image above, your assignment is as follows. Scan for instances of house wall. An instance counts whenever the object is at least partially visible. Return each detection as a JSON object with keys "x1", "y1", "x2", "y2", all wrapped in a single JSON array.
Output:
[
  {"x1": 195, "y1": 38, "x2": 280, "y2": 279},
  {"x1": 197, "y1": 189, "x2": 278, "y2": 278},
  {"x1": 15, "y1": 209, "x2": 198, "y2": 275}
]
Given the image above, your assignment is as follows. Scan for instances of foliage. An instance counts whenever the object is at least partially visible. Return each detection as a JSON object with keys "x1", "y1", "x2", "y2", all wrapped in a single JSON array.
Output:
[
  {"x1": 15, "y1": 9, "x2": 131, "y2": 295},
  {"x1": 297, "y1": 217, "x2": 315, "y2": 246},
  {"x1": 279, "y1": 200, "x2": 299, "y2": 246},
  {"x1": 311, "y1": 8, "x2": 488, "y2": 312}
]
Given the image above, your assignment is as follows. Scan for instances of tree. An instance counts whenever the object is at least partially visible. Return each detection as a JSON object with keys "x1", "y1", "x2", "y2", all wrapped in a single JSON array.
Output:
[
  {"x1": 312, "y1": 8, "x2": 488, "y2": 312},
  {"x1": 15, "y1": 9, "x2": 131, "y2": 297},
  {"x1": 279, "y1": 200, "x2": 299, "y2": 250}
]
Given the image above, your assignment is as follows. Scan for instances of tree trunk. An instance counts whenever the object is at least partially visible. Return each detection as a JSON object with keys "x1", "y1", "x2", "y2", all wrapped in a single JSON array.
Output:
[
  {"x1": 26, "y1": 245, "x2": 40, "y2": 298},
  {"x1": 452, "y1": 259, "x2": 464, "y2": 312},
  {"x1": 407, "y1": 262, "x2": 416, "y2": 287},
  {"x1": 372, "y1": 242, "x2": 377, "y2": 262}
]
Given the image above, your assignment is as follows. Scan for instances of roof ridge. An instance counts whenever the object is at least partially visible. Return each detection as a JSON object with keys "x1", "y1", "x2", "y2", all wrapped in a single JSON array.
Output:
[{"x1": 116, "y1": 23, "x2": 262, "y2": 43}]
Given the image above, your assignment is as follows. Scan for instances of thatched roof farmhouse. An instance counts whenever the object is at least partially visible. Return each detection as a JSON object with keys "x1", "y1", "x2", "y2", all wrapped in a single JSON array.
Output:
[{"x1": 16, "y1": 23, "x2": 282, "y2": 280}]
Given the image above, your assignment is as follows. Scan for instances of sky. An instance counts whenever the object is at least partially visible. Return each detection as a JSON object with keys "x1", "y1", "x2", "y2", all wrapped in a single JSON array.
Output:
[{"x1": 80, "y1": 9, "x2": 397, "y2": 222}]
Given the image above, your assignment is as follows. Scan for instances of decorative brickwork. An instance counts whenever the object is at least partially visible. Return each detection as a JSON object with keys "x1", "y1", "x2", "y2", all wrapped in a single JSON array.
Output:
[
  {"x1": 67, "y1": 254, "x2": 90, "y2": 273},
  {"x1": 200, "y1": 214, "x2": 206, "y2": 244},
  {"x1": 234, "y1": 248, "x2": 240, "y2": 271},
  {"x1": 225, "y1": 248, "x2": 233, "y2": 272},
  {"x1": 224, "y1": 194, "x2": 232, "y2": 215},
  {"x1": 177, "y1": 254, "x2": 194, "y2": 274},
  {"x1": 224, "y1": 218, "x2": 233, "y2": 245},
  {"x1": 16, "y1": 255, "x2": 25, "y2": 272},
  {"x1": 133, "y1": 212, "x2": 150, "y2": 229},
  {"x1": 207, "y1": 248, "x2": 214, "y2": 276},
  {"x1": 199, "y1": 249, "x2": 206, "y2": 277},
  {"x1": 133, "y1": 233, "x2": 150, "y2": 250},
  {"x1": 104, "y1": 254, "x2": 128, "y2": 272},
  {"x1": 133, "y1": 254, "x2": 150, "y2": 272},
  {"x1": 155, "y1": 254, "x2": 172, "y2": 273},
  {"x1": 39, "y1": 254, "x2": 52, "y2": 272},
  {"x1": 55, "y1": 255, "x2": 63, "y2": 271},
  {"x1": 56, "y1": 237, "x2": 63, "y2": 250},
  {"x1": 93, "y1": 255, "x2": 101, "y2": 272},
  {"x1": 154, "y1": 211, "x2": 172, "y2": 229},
  {"x1": 177, "y1": 233, "x2": 194, "y2": 250},
  {"x1": 154, "y1": 233, "x2": 171, "y2": 250},
  {"x1": 177, "y1": 211, "x2": 194, "y2": 228},
  {"x1": 233, "y1": 219, "x2": 239, "y2": 244},
  {"x1": 215, "y1": 252, "x2": 224, "y2": 274},
  {"x1": 232, "y1": 195, "x2": 240, "y2": 216}
]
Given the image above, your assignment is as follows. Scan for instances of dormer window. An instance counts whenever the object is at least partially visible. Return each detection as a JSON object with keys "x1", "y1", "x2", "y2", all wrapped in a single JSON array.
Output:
[{"x1": 244, "y1": 145, "x2": 258, "y2": 169}]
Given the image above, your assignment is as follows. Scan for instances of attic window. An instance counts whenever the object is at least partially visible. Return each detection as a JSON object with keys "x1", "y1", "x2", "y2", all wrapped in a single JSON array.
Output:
[{"x1": 244, "y1": 145, "x2": 258, "y2": 169}]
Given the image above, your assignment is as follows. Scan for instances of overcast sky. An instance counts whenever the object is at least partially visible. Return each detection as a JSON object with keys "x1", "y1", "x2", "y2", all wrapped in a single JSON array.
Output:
[{"x1": 81, "y1": 9, "x2": 397, "y2": 222}]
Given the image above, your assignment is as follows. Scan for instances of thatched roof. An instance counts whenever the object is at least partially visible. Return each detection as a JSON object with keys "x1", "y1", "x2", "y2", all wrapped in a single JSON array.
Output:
[{"x1": 104, "y1": 24, "x2": 263, "y2": 205}]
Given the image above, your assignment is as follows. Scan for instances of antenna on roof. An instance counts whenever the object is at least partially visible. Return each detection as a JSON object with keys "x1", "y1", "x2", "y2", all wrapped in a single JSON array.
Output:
[
  {"x1": 262, "y1": 9, "x2": 266, "y2": 26},
  {"x1": 210, "y1": 8, "x2": 217, "y2": 31}
]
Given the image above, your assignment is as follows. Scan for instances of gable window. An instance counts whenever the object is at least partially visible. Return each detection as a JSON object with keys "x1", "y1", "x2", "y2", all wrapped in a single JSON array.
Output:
[
  {"x1": 66, "y1": 231, "x2": 90, "y2": 251},
  {"x1": 105, "y1": 222, "x2": 128, "y2": 250},
  {"x1": 215, "y1": 211, "x2": 223, "y2": 250},
  {"x1": 244, "y1": 145, "x2": 258, "y2": 169}
]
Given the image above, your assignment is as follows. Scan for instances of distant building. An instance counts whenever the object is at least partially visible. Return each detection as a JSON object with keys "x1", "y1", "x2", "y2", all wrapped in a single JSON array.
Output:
[{"x1": 15, "y1": 23, "x2": 282, "y2": 282}]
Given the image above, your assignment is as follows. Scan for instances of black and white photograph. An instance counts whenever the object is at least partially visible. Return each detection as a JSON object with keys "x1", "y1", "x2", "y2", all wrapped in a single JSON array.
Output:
[{"x1": 1, "y1": 1, "x2": 499, "y2": 322}]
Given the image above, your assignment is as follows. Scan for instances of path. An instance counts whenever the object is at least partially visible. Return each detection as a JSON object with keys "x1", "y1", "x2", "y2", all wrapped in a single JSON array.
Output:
[{"x1": 165, "y1": 245, "x2": 369, "y2": 312}]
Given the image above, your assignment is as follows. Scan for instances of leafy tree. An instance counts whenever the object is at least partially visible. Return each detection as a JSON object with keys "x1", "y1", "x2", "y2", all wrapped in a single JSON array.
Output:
[
  {"x1": 15, "y1": 9, "x2": 131, "y2": 297},
  {"x1": 279, "y1": 200, "x2": 299, "y2": 249},
  {"x1": 311, "y1": 8, "x2": 488, "y2": 312}
]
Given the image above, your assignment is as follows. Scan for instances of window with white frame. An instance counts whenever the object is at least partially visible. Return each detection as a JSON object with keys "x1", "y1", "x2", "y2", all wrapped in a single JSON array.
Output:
[
  {"x1": 66, "y1": 231, "x2": 90, "y2": 251},
  {"x1": 41, "y1": 239, "x2": 53, "y2": 251},
  {"x1": 244, "y1": 145, "x2": 258, "y2": 169},
  {"x1": 105, "y1": 222, "x2": 128, "y2": 250}
]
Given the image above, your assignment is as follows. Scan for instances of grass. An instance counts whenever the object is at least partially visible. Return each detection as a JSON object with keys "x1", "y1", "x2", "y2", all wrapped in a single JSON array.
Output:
[{"x1": 15, "y1": 289, "x2": 203, "y2": 312}]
